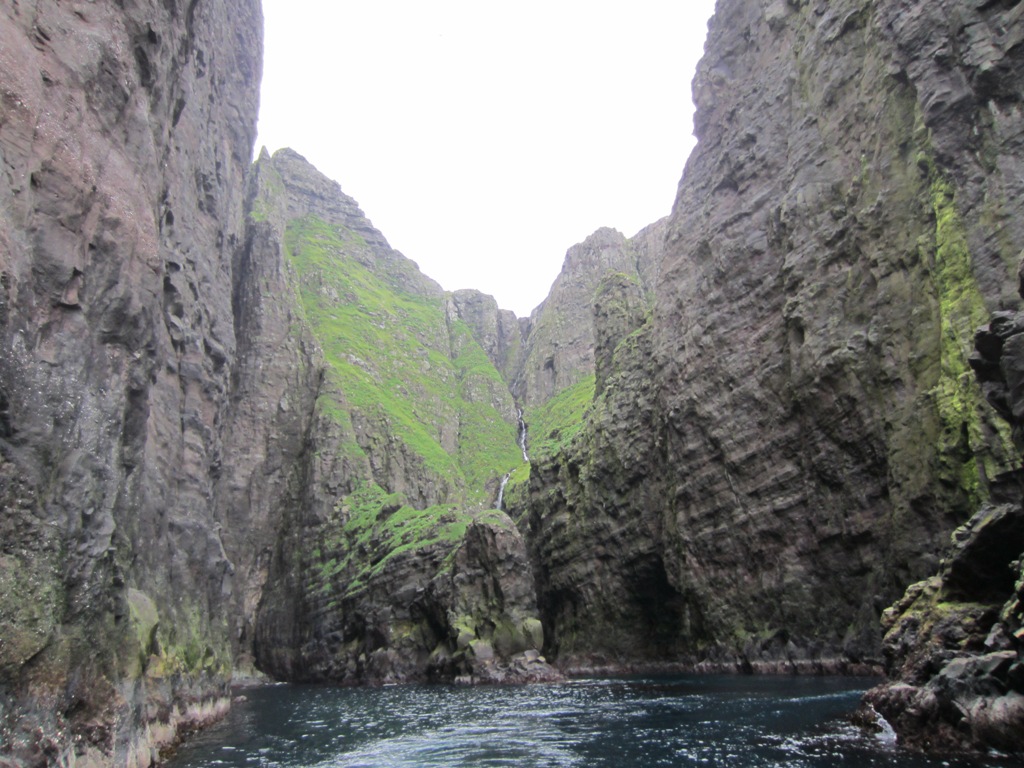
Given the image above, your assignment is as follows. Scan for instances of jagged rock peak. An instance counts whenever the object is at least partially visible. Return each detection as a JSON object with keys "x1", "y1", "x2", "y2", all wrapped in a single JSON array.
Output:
[
  {"x1": 449, "y1": 288, "x2": 525, "y2": 385},
  {"x1": 513, "y1": 223, "x2": 664, "y2": 408},
  {"x1": 558, "y1": 227, "x2": 628, "y2": 274},
  {"x1": 264, "y1": 149, "x2": 388, "y2": 247},
  {"x1": 258, "y1": 148, "x2": 444, "y2": 300}
]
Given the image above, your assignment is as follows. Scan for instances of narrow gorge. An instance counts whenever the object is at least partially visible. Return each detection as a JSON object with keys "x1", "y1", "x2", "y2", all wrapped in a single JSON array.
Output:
[{"x1": 1, "y1": 0, "x2": 1023, "y2": 764}]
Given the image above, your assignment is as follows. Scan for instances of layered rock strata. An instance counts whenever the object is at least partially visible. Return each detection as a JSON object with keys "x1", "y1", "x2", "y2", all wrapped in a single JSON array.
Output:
[
  {"x1": 526, "y1": 0, "x2": 1024, "y2": 675},
  {"x1": 3, "y1": 0, "x2": 1024, "y2": 762}
]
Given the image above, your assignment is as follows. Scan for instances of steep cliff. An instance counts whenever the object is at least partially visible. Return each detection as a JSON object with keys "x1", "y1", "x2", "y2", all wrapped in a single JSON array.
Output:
[
  {"x1": 243, "y1": 149, "x2": 553, "y2": 687},
  {"x1": 0, "y1": 4, "x2": 553, "y2": 764},
  {"x1": 449, "y1": 289, "x2": 525, "y2": 387},
  {"x1": 451, "y1": 221, "x2": 666, "y2": 526},
  {"x1": 3, "y1": 0, "x2": 1023, "y2": 761},
  {"x1": 526, "y1": 0, "x2": 1024, "y2": 676},
  {"x1": 0, "y1": 0, "x2": 265, "y2": 763}
]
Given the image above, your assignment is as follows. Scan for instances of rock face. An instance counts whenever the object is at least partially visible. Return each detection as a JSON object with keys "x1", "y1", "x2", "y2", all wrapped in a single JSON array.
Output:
[
  {"x1": 863, "y1": 296, "x2": 1024, "y2": 754},
  {"x1": 0, "y1": 5, "x2": 553, "y2": 765},
  {"x1": 863, "y1": 502, "x2": 1024, "y2": 753},
  {"x1": 0, "y1": 0, "x2": 264, "y2": 764},
  {"x1": 450, "y1": 289, "x2": 525, "y2": 386},
  {"x1": 513, "y1": 225, "x2": 662, "y2": 409},
  {"x1": 526, "y1": 0, "x2": 1024, "y2": 677},
  {"x1": 3, "y1": 0, "x2": 1024, "y2": 761}
]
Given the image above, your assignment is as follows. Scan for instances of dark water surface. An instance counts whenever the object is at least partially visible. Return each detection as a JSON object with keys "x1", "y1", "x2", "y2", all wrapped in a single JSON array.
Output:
[{"x1": 165, "y1": 676, "x2": 1013, "y2": 767}]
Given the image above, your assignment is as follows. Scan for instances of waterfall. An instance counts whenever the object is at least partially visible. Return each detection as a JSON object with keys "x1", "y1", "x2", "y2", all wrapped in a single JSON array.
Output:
[
  {"x1": 517, "y1": 409, "x2": 529, "y2": 462},
  {"x1": 496, "y1": 473, "x2": 511, "y2": 511},
  {"x1": 495, "y1": 408, "x2": 527, "y2": 511}
]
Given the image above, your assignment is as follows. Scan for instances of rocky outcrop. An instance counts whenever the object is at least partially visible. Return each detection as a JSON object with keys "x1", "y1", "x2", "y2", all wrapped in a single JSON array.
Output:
[
  {"x1": 863, "y1": 501, "x2": 1024, "y2": 753},
  {"x1": 593, "y1": 272, "x2": 647, "y2": 396},
  {"x1": 449, "y1": 289, "x2": 526, "y2": 387},
  {"x1": 259, "y1": 495, "x2": 555, "y2": 685},
  {"x1": 526, "y1": 0, "x2": 1024, "y2": 676},
  {"x1": 863, "y1": 290, "x2": 1024, "y2": 755},
  {"x1": 241, "y1": 149, "x2": 554, "y2": 687}
]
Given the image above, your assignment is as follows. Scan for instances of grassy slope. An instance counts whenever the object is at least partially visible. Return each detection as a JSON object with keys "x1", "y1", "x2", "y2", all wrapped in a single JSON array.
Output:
[
  {"x1": 284, "y1": 214, "x2": 522, "y2": 506},
  {"x1": 311, "y1": 482, "x2": 514, "y2": 598},
  {"x1": 525, "y1": 375, "x2": 596, "y2": 461},
  {"x1": 502, "y1": 375, "x2": 597, "y2": 516}
]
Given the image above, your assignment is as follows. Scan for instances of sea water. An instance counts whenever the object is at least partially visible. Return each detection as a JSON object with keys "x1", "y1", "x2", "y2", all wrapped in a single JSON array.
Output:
[{"x1": 165, "y1": 676, "x2": 1014, "y2": 767}]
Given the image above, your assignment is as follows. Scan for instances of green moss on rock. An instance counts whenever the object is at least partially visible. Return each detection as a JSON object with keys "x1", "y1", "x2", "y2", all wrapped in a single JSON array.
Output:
[
  {"x1": 311, "y1": 482, "x2": 489, "y2": 598},
  {"x1": 929, "y1": 174, "x2": 1015, "y2": 508},
  {"x1": 126, "y1": 588, "x2": 159, "y2": 676},
  {"x1": 525, "y1": 375, "x2": 596, "y2": 460},
  {"x1": 0, "y1": 552, "x2": 62, "y2": 678}
]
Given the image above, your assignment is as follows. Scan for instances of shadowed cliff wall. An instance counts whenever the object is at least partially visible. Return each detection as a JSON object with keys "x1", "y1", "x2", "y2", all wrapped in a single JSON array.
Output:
[{"x1": 527, "y1": 0, "x2": 1024, "y2": 672}]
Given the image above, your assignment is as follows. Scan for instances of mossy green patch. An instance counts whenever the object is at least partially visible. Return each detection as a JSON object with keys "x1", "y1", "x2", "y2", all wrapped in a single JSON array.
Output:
[
  {"x1": 525, "y1": 375, "x2": 596, "y2": 460},
  {"x1": 148, "y1": 603, "x2": 230, "y2": 678},
  {"x1": 126, "y1": 588, "x2": 159, "y2": 676},
  {"x1": 313, "y1": 482, "x2": 490, "y2": 598},
  {"x1": 0, "y1": 552, "x2": 62, "y2": 676},
  {"x1": 929, "y1": 175, "x2": 1015, "y2": 508}
]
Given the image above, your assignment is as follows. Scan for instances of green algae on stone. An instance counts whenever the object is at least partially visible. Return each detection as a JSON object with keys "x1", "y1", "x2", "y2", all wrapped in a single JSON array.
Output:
[
  {"x1": 126, "y1": 588, "x2": 159, "y2": 676},
  {"x1": 929, "y1": 174, "x2": 1016, "y2": 509},
  {"x1": 0, "y1": 552, "x2": 62, "y2": 679}
]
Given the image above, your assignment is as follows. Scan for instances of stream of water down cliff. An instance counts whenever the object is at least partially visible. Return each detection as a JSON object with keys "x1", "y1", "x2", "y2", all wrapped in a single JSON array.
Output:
[{"x1": 165, "y1": 676, "x2": 1015, "y2": 767}]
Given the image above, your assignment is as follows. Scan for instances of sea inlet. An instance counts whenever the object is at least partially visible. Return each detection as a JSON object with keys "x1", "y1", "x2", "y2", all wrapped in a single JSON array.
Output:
[{"x1": 165, "y1": 675, "x2": 1015, "y2": 767}]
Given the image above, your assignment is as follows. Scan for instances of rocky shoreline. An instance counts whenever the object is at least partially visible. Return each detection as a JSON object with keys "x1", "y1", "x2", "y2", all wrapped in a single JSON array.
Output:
[{"x1": 861, "y1": 306, "x2": 1024, "y2": 755}]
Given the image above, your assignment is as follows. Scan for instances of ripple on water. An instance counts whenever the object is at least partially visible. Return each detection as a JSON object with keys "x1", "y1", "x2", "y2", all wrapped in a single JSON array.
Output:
[{"x1": 166, "y1": 678, "x2": 1016, "y2": 768}]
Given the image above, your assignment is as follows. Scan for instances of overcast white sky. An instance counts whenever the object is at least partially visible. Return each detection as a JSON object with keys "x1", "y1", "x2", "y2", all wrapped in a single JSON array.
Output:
[{"x1": 256, "y1": 1, "x2": 717, "y2": 317}]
